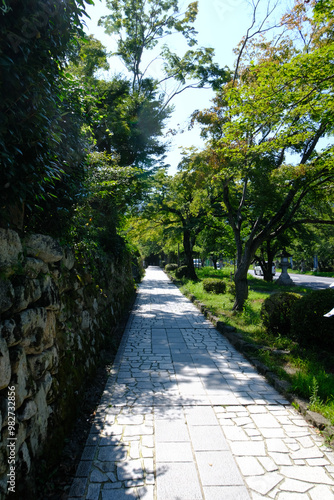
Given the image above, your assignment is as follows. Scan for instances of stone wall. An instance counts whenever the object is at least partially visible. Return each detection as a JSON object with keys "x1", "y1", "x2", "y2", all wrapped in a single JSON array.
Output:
[{"x1": 0, "y1": 229, "x2": 135, "y2": 498}]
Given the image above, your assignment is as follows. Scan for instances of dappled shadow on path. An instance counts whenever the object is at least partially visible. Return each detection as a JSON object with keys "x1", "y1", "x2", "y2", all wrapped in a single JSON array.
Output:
[{"x1": 79, "y1": 266, "x2": 288, "y2": 499}]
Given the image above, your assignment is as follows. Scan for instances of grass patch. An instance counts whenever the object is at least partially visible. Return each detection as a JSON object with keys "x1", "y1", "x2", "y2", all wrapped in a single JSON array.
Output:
[{"x1": 174, "y1": 266, "x2": 334, "y2": 426}]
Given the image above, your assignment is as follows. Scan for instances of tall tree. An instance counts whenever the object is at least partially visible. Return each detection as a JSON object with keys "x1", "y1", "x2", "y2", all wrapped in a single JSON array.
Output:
[
  {"x1": 0, "y1": 0, "x2": 94, "y2": 229},
  {"x1": 143, "y1": 150, "x2": 221, "y2": 279},
  {"x1": 99, "y1": 0, "x2": 229, "y2": 104},
  {"x1": 194, "y1": 0, "x2": 334, "y2": 310}
]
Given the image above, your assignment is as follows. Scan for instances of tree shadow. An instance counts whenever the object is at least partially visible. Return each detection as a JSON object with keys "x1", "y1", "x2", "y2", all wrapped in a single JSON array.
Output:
[{"x1": 72, "y1": 266, "x2": 288, "y2": 498}]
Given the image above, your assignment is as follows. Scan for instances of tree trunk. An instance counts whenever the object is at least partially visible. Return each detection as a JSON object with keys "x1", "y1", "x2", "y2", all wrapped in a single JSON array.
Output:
[
  {"x1": 233, "y1": 265, "x2": 249, "y2": 311},
  {"x1": 263, "y1": 265, "x2": 273, "y2": 282},
  {"x1": 183, "y1": 229, "x2": 198, "y2": 280}
]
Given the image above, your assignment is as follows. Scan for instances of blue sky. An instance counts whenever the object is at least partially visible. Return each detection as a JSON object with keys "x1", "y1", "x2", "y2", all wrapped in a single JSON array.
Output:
[{"x1": 83, "y1": 0, "x2": 288, "y2": 172}]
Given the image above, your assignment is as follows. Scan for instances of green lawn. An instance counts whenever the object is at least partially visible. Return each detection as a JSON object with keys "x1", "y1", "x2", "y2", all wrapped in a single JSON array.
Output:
[{"x1": 173, "y1": 266, "x2": 334, "y2": 427}]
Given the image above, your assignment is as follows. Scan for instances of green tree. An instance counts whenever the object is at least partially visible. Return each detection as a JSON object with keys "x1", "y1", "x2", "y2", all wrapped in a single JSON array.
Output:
[
  {"x1": 69, "y1": 151, "x2": 145, "y2": 252},
  {"x1": 68, "y1": 35, "x2": 172, "y2": 170},
  {"x1": 195, "y1": 0, "x2": 334, "y2": 310},
  {"x1": 196, "y1": 220, "x2": 235, "y2": 269},
  {"x1": 99, "y1": 0, "x2": 229, "y2": 102},
  {"x1": 143, "y1": 150, "x2": 221, "y2": 279},
  {"x1": 0, "y1": 0, "x2": 94, "y2": 229}
]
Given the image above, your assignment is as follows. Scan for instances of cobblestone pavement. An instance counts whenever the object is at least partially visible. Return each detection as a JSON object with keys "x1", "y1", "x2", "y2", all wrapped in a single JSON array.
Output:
[{"x1": 69, "y1": 267, "x2": 334, "y2": 500}]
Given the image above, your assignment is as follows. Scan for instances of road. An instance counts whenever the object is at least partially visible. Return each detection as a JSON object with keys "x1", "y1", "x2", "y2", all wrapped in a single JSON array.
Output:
[{"x1": 248, "y1": 270, "x2": 334, "y2": 290}]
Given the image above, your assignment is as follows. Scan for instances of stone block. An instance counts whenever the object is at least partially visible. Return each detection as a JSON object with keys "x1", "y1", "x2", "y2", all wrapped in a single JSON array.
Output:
[
  {"x1": 46, "y1": 376, "x2": 59, "y2": 404},
  {"x1": 18, "y1": 441, "x2": 31, "y2": 474},
  {"x1": 23, "y1": 257, "x2": 48, "y2": 278},
  {"x1": 36, "y1": 275, "x2": 60, "y2": 311},
  {"x1": 17, "y1": 308, "x2": 56, "y2": 355},
  {"x1": 12, "y1": 278, "x2": 42, "y2": 313},
  {"x1": 0, "y1": 279, "x2": 15, "y2": 313},
  {"x1": 15, "y1": 307, "x2": 47, "y2": 353},
  {"x1": 18, "y1": 400, "x2": 38, "y2": 422},
  {"x1": 27, "y1": 346, "x2": 58, "y2": 380},
  {"x1": 0, "y1": 338, "x2": 11, "y2": 390},
  {"x1": 9, "y1": 347, "x2": 34, "y2": 408},
  {"x1": 1, "y1": 319, "x2": 19, "y2": 347},
  {"x1": 81, "y1": 310, "x2": 92, "y2": 331},
  {"x1": 41, "y1": 371, "x2": 53, "y2": 395},
  {"x1": 24, "y1": 234, "x2": 63, "y2": 263},
  {"x1": 62, "y1": 248, "x2": 75, "y2": 270},
  {"x1": 156, "y1": 462, "x2": 203, "y2": 500},
  {"x1": 0, "y1": 229, "x2": 22, "y2": 270},
  {"x1": 195, "y1": 451, "x2": 244, "y2": 486},
  {"x1": 29, "y1": 383, "x2": 52, "y2": 455}
]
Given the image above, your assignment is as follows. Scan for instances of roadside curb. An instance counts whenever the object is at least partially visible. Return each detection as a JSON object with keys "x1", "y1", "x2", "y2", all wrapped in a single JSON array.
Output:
[{"x1": 165, "y1": 271, "x2": 334, "y2": 446}]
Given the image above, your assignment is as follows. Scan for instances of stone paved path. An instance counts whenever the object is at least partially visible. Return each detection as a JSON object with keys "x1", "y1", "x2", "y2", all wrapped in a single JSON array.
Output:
[{"x1": 69, "y1": 267, "x2": 334, "y2": 500}]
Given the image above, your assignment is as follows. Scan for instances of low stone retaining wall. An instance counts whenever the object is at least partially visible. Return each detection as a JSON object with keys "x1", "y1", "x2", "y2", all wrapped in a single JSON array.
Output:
[{"x1": 0, "y1": 229, "x2": 135, "y2": 498}]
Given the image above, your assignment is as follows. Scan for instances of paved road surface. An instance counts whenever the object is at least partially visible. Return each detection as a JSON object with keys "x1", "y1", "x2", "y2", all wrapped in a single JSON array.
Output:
[
  {"x1": 69, "y1": 267, "x2": 334, "y2": 500},
  {"x1": 249, "y1": 270, "x2": 334, "y2": 290}
]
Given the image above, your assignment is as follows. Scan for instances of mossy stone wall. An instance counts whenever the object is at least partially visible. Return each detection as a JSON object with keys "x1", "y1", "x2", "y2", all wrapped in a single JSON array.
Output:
[{"x1": 0, "y1": 229, "x2": 135, "y2": 498}]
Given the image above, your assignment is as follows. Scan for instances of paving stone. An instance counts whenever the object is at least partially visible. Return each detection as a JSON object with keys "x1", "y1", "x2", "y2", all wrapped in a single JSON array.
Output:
[
  {"x1": 247, "y1": 405, "x2": 268, "y2": 414},
  {"x1": 89, "y1": 468, "x2": 109, "y2": 483},
  {"x1": 235, "y1": 456, "x2": 265, "y2": 476},
  {"x1": 94, "y1": 460, "x2": 117, "y2": 473},
  {"x1": 81, "y1": 446, "x2": 97, "y2": 461},
  {"x1": 188, "y1": 425, "x2": 229, "y2": 451},
  {"x1": 156, "y1": 462, "x2": 203, "y2": 500},
  {"x1": 280, "y1": 479, "x2": 312, "y2": 493},
  {"x1": 86, "y1": 483, "x2": 102, "y2": 499},
  {"x1": 223, "y1": 426, "x2": 249, "y2": 441},
  {"x1": 245, "y1": 472, "x2": 283, "y2": 495},
  {"x1": 307, "y1": 458, "x2": 331, "y2": 466},
  {"x1": 68, "y1": 477, "x2": 88, "y2": 497},
  {"x1": 260, "y1": 428, "x2": 286, "y2": 438},
  {"x1": 309, "y1": 484, "x2": 334, "y2": 499},
  {"x1": 185, "y1": 406, "x2": 218, "y2": 425},
  {"x1": 117, "y1": 415, "x2": 144, "y2": 425},
  {"x1": 202, "y1": 486, "x2": 251, "y2": 500},
  {"x1": 277, "y1": 493, "x2": 309, "y2": 499},
  {"x1": 117, "y1": 459, "x2": 144, "y2": 481},
  {"x1": 155, "y1": 419, "x2": 190, "y2": 442},
  {"x1": 251, "y1": 413, "x2": 281, "y2": 428},
  {"x1": 129, "y1": 441, "x2": 141, "y2": 459},
  {"x1": 123, "y1": 424, "x2": 153, "y2": 437},
  {"x1": 269, "y1": 451, "x2": 293, "y2": 465},
  {"x1": 141, "y1": 435, "x2": 154, "y2": 448},
  {"x1": 138, "y1": 485, "x2": 155, "y2": 500},
  {"x1": 195, "y1": 451, "x2": 245, "y2": 486},
  {"x1": 75, "y1": 460, "x2": 92, "y2": 477},
  {"x1": 101, "y1": 487, "x2": 139, "y2": 499},
  {"x1": 98, "y1": 445, "x2": 128, "y2": 462},
  {"x1": 229, "y1": 440, "x2": 266, "y2": 457},
  {"x1": 125, "y1": 478, "x2": 145, "y2": 487},
  {"x1": 267, "y1": 439, "x2": 289, "y2": 453},
  {"x1": 156, "y1": 442, "x2": 193, "y2": 462},
  {"x1": 280, "y1": 466, "x2": 334, "y2": 485},
  {"x1": 291, "y1": 446, "x2": 324, "y2": 460}
]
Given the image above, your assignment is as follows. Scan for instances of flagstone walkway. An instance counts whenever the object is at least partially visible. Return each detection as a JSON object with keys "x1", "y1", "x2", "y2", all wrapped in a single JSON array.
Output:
[{"x1": 69, "y1": 266, "x2": 334, "y2": 500}]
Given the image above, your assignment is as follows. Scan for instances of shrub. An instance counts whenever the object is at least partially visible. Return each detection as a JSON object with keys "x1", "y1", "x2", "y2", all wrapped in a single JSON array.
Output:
[
  {"x1": 202, "y1": 278, "x2": 226, "y2": 294},
  {"x1": 291, "y1": 288, "x2": 334, "y2": 349},
  {"x1": 165, "y1": 263, "x2": 178, "y2": 272},
  {"x1": 260, "y1": 292, "x2": 302, "y2": 337},
  {"x1": 175, "y1": 266, "x2": 188, "y2": 279},
  {"x1": 227, "y1": 282, "x2": 236, "y2": 296}
]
